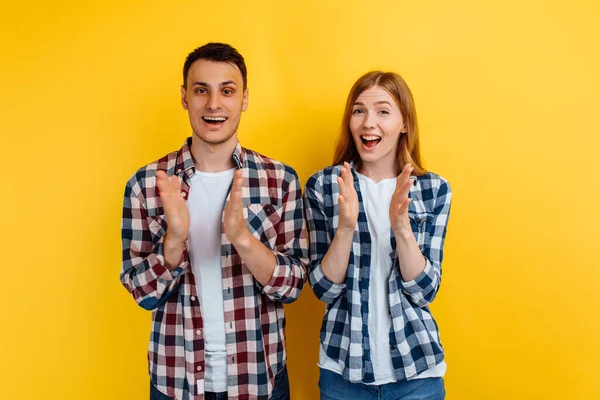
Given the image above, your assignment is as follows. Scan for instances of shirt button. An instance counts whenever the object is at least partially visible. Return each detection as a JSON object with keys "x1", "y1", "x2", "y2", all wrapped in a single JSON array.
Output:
[
  {"x1": 390, "y1": 345, "x2": 397, "y2": 350},
  {"x1": 196, "y1": 329, "x2": 202, "y2": 336},
  {"x1": 177, "y1": 169, "x2": 182, "y2": 173},
  {"x1": 417, "y1": 218, "x2": 421, "y2": 223},
  {"x1": 191, "y1": 296, "x2": 196, "y2": 301},
  {"x1": 181, "y1": 192, "x2": 186, "y2": 197},
  {"x1": 197, "y1": 365, "x2": 202, "y2": 371}
]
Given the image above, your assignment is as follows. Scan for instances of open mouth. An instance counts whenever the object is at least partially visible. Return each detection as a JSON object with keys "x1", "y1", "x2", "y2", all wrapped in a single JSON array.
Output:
[
  {"x1": 361, "y1": 135, "x2": 382, "y2": 149},
  {"x1": 202, "y1": 116, "x2": 228, "y2": 125}
]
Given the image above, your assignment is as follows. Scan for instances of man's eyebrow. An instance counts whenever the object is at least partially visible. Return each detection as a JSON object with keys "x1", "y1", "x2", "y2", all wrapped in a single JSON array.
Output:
[
  {"x1": 191, "y1": 80, "x2": 238, "y2": 87},
  {"x1": 220, "y1": 80, "x2": 237, "y2": 87}
]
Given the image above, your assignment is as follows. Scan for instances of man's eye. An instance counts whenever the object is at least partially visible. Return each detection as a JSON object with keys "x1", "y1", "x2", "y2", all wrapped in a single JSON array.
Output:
[
  {"x1": 195, "y1": 88, "x2": 206, "y2": 94},
  {"x1": 223, "y1": 89, "x2": 233, "y2": 95}
]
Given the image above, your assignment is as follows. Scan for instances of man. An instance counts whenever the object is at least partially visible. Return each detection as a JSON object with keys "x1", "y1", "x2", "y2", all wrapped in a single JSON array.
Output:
[{"x1": 121, "y1": 42, "x2": 308, "y2": 400}]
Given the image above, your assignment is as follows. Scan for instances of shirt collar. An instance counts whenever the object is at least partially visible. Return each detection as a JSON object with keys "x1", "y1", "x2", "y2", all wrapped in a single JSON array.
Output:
[{"x1": 175, "y1": 137, "x2": 246, "y2": 175}]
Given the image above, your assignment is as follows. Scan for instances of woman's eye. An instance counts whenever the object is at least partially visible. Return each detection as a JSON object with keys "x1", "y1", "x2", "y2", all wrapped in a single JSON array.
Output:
[
  {"x1": 379, "y1": 109, "x2": 390, "y2": 115},
  {"x1": 352, "y1": 109, "x2": 364, "y2": 114}
]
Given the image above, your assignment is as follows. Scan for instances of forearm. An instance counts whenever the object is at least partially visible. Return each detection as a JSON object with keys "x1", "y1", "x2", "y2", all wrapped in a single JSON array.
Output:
[
  {"x1": 233, "y1": 231, "x2": 277, "y2": 286},
  {"x1": 394, "y1": 228, "x2": 427, "y2": 281},
  {"x1": 120, "y1": 242, "x2": 185, "y2": 310},
  {"x1": 163, "y1": 233, "x2": 186, "y2": 271},
  {"x1": 321, "y1": 228, "x2": 354, "y2": 284}
]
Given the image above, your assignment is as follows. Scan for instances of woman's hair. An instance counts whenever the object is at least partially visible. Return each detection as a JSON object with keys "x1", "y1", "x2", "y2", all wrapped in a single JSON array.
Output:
[{"x1": 332, "y1": 71, "x2": 426, "y2": 176}]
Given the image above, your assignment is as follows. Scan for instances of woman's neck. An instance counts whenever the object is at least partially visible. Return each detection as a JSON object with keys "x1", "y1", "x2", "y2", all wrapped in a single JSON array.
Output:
[{"x1": 356, "y1": 159, "x2": 398, "y2": 183}]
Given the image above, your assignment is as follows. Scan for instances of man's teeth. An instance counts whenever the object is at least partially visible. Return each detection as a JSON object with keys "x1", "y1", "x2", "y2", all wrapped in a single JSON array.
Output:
[{"x1": 203, "y1": 116, "x2": 227, "y2": 122}]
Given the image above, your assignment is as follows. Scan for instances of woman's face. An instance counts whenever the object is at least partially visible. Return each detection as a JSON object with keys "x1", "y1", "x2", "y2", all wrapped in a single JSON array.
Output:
[{"x1": 349, "y1": 85, "x2": 406, "y2": 171}]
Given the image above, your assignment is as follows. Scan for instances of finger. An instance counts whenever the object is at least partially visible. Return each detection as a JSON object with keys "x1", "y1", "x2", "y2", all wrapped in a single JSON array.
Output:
[
  {"x1": 342, "y1": 162, "x2": 354, "y2": 192},
  {"x1": 341, "y1": 166, "x2": 356, "y2": 201},
  {"x1": 395, "y1": 163, "x2": 414, "y2": 193},
  {"x1": 347, "y1": 175, "x2": 358, "y2": 201},
  {"x1": 399, "y1": 178, "x2": 414, "y2": 200},
  {"x1": 396, "y1": 163, "x2": 414, "y2": 188},
  {"x1": 156, "y1": 170, "x2": 169, "y2": 195},
  {"x1": 229, "y1": 170, "x2": 244, "y2": 208},
  {"x1": 170, "y1": 175, "x2": 182, "y2": 192},
  {"x1": 337, "y1": 176, "x2": 348, "y2": 200}
]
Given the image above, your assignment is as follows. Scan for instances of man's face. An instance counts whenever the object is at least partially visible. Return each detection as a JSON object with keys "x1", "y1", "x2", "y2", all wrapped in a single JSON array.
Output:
[{"x1": 181, "y1": 59, "x2": 248, "y2": 146}]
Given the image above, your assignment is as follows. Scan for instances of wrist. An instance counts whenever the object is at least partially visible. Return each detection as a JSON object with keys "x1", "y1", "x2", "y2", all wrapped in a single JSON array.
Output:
[
  {"x1": 163, "y1": 234, "x2": 186, "y2": 271},
  {"x1": 335, "y1": 226, "x2": 355, "y2": 238},
  {"x1": 393, "y1": 226, "x2": 413, "y2": 240},
  {"x1": 164, "y1": 232, "x2": 187, "y2": 247},
  {"x1": 231, "y1": 229, "x2": 253, "y2": 249}
]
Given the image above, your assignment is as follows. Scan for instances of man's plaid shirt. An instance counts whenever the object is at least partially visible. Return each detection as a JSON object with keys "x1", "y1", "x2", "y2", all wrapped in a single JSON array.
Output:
[
  {"x1": 304, "y1": 164, "x2": 452, "y2": 383},
  {"x1": 120, "y1": 138, "x2": 308, "y2": 399}
]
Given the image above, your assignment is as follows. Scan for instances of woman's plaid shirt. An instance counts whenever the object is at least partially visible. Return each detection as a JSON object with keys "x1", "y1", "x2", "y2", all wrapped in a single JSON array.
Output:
[
  {"x1": 120, "y1": 139, "x2": 308, "y2": 399},
  {"x1": 304, "y1": 164, "x2": 452, "y2": 383}
]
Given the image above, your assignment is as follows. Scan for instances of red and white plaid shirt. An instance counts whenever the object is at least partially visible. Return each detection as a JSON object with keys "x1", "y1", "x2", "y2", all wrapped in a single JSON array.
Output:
[{"x1": 120, "y1": 138, "x2": 308, "y2": 399}]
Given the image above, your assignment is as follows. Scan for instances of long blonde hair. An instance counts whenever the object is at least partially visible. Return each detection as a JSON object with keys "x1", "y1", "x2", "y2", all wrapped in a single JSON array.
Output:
[{"x1": 333, "y1": 71, "x2": 426, "y2": 176}]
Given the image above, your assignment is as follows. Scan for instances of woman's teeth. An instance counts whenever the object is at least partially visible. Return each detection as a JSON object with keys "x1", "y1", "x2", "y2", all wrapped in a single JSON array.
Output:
[{"x1": 361, "y1": 135, "x2": 381, "y2": 146}]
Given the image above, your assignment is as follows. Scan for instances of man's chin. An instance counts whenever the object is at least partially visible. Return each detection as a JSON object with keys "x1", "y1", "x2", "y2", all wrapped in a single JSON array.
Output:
[{"x1": 193, "y1": 130, "x2": 237, "y2": 146}]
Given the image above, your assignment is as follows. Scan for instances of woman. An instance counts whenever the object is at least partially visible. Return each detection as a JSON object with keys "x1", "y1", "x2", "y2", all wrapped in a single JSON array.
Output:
[{"x1": 304, "y1": 71, "x2": 452, "y2": 400}]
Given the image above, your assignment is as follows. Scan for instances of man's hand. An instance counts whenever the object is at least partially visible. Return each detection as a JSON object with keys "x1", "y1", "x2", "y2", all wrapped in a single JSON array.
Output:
[
  {"x1": 224, "y1": 169, "x2": 251, "y2": 246},
  {"x1": 156, "y1": 170, "x2": 190, "y2": 243}
]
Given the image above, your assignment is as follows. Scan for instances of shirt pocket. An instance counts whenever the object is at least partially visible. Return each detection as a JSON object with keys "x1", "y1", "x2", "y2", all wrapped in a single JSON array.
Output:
[
  {"x1": 408, "y1": 210, "x2": 434, "y2": 250},
  {"x1": 247, "y1": 202, "x2": 283, "y2": 249},
  {"x1": 146, "y1": 207, "x2": 166, "y2": 246}
]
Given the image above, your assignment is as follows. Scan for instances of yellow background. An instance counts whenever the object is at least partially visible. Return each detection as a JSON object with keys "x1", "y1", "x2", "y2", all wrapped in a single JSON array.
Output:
[{"x1": 1, "y1": 0, "x2": 599, "y2": 399}]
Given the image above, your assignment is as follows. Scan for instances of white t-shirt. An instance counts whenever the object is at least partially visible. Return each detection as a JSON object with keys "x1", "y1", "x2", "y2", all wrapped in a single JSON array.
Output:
[
  {"x1": 187, "y1": 168, "x2": 235, "y2": 393},
  {"x1": 319, "y1": 171, "x2": 446, "y2": 384}
]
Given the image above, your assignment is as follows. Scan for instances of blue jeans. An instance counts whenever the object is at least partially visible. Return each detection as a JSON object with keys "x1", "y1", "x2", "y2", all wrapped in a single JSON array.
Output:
[
  {"x1": 319, "y1": 368, "x2": 445, "y2": 400},
  {"x1": 150, "y1": 365, "x2": 290, "y2": 400}
]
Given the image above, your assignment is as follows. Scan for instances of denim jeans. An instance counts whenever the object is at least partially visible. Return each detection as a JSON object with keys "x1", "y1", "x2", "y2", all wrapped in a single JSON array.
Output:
[
  {"x1": 150, "y1": 365, "x2": 290, "y2": 400},
  {"x1": 318, "y1": 368, "x2": 445, "y2": 400}
]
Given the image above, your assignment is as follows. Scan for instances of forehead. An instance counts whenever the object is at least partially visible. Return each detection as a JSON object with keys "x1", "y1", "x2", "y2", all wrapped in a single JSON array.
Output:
[
  {"x1": 355, "y1": 86, "x2": 396, "y2": 105},
  {"x1": 186, "y1": 59, "x2": 243, "y2": 85}
]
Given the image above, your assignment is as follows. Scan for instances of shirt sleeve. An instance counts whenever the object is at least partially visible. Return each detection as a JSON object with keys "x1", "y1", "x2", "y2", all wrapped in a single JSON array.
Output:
[
  {"x1": 400, "y1": 178, "x2": 452, "y2": 307},
  {"x1": 304, "y1": 173, "x2": 347, "y2": 305},
  {"x1": 120, "y1": 175, "x2": 187, "y2": 310},
  {"x1": 259, "y1": 168, "x2": 309, "y2": 303}
]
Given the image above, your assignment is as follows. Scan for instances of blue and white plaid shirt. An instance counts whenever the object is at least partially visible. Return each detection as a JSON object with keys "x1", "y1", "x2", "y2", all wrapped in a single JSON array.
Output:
[{"x1": 303, "y1": 163, "x2": 452, "y2": 383}]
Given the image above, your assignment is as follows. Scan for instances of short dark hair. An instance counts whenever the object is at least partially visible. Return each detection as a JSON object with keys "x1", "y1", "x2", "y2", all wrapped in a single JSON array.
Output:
[{"x1": 183, "y1": 42, "x2": 247, "y2": 89}]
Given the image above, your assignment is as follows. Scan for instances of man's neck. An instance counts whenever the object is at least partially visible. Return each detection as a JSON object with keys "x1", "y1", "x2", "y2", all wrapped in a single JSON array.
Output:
[{"x1": 190, "y1": 134, "x2": 238, "y2": 172}]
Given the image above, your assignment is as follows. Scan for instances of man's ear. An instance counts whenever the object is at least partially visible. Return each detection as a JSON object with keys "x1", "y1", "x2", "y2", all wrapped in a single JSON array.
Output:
[
  {"x1": 181, "y1": 85, "x2": 189, "y2": 110},
  {"x1": 242, "y1": 88, "x2": 249, "y2": 111}
]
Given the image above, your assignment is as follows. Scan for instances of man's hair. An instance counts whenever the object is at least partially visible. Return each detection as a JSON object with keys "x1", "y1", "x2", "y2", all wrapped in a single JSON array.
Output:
[{"x1": 182, "y1": 42, "x2": 247, "y2": 89}]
